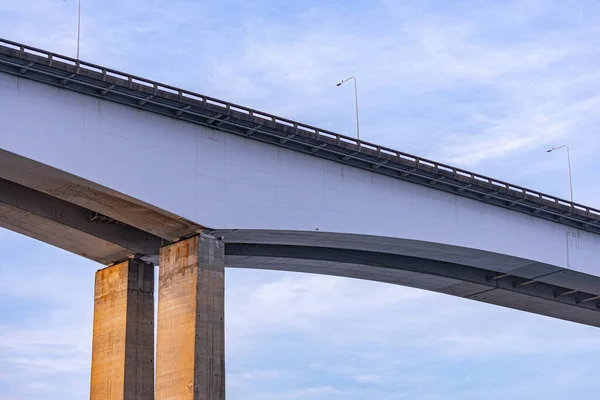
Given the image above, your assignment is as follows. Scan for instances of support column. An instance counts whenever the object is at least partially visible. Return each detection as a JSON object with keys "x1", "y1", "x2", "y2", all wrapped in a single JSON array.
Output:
[
  {"x1": 90, "y1": 259, "x2": 154, "y2": 400},
  {"x1": 156, "y1": 234, "x2": 225, "y2": 400}
]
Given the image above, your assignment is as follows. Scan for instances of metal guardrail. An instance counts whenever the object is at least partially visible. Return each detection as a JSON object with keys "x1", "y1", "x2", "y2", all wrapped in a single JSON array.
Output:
[{"x1": 1, "y1": 37, "x2": 599, "y2": 235}]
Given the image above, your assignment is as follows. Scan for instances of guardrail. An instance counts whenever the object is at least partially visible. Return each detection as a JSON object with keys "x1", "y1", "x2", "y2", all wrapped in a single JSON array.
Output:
[{"x1": 1, "y1": 37, "x2": 599, "y2": 234}]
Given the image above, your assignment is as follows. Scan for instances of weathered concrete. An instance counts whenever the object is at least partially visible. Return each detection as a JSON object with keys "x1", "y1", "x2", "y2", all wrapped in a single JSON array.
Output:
[
  {"x1": 156, "y1": 235, "x2": 225, "y2": 400},
  {"x1": 0, "y1": 177, "x2": 164, "y2": 258},
  {"x1": 0, "y1": 202, "x2": 135, "y2": 264},
  {"x1": 90, "y1": 259, "x2": 154, "y2": 400},
  {"x1": 0, "y1": 148, "x2": 202, "y2": 241}
]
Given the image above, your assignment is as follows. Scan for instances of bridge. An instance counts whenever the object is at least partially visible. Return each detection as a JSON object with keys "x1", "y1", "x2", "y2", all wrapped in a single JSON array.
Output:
[{"x1": 1, "y1": 38, "x2": 599, "y2": 399}]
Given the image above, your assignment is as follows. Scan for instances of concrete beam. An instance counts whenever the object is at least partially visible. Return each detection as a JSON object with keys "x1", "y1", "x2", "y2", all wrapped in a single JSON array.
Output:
[
  {"x1": 0, "y1": 148, "x2": 201, "y2": 240},
  {"x1": 225, "y1": 243, "x2": 600, "y2": 327},
  {"x1": 0, "y1": 178, "x2": 163, "y2": 259},
  {"x1": 0, "y1": 203, "x2": 134, "y2": 264},
  {"x1": 156, "y1": 235, "x2": 225, "y2": 400},
  {"x1": 90, "y1": 259, "x2": 154, "y2": 400}
]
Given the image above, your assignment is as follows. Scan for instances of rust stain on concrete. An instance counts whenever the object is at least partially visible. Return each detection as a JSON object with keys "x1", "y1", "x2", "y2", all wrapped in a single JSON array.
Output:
[
  {"x1": 90, "y1": 259, "x2": 154, "y2": 400},
  {"x1": 156, "y1": 235, "x2": 225, "y2": 400}
]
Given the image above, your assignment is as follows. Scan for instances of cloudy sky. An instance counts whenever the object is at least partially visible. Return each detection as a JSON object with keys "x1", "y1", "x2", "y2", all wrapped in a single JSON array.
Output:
[{"x1": 1, "y1": 0, "x2": 600, "y2": 398}]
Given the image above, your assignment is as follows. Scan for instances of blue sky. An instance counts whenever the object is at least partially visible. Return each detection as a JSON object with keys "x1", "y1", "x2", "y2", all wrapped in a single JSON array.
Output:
[{"x1": 1, "y1": 0, "x2": 600, "y2": 398}]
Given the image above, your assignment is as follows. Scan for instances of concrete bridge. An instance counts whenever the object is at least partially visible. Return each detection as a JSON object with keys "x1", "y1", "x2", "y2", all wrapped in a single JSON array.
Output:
[{"x1": 1, "y1": 38, "x2": 599, "y2": 399}]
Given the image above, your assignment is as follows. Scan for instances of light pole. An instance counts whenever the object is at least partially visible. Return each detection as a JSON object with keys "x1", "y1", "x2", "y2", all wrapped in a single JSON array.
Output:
[
  {"x1": 547, "y1": 145, "x2": 573, "y2": 203},
  {"x1": 76, "y1": 0, "x2": 81, "y2": 60},
  {"x1": 336, "y1": 76, "x2": 360, "y2": 141}
]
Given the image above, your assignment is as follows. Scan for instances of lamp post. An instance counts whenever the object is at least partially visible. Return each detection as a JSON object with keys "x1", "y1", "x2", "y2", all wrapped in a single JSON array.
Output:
[
  {"x1": 336, "y1": 76, "x2": 360, "y2": 141},
  {"x1": 546, "y1": 145, "x2": 573, "y2": 204},
  {"x1": 76, "y1": 0, "x2": 81, "y2": 60}
]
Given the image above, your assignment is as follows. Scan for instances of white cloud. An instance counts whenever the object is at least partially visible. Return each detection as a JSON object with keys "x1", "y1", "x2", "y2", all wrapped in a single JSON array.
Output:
[
  {"x1": 280, "y1": 385, "x2": 342, "y2": 398},
  {"x1": 0, "y1": 239, "x2": 95, "y2": 398}
]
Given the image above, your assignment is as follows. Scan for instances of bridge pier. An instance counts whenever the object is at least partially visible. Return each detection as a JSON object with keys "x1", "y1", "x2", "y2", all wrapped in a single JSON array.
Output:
[
  {"x1": 156, "y1": 234, "x2": 226, "y2": 400},
  {"x1": 90, "y1": 259, "x2": 155, "y2": 400}
]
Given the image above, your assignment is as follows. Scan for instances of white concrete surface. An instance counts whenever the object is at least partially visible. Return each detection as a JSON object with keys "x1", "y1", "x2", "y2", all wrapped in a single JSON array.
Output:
[{"x1": 1, "y1": 72, "x2": 598, "y2": 281}]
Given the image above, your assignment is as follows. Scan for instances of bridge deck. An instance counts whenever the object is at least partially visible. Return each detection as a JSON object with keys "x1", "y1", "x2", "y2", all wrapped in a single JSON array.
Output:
[{"x1": 1, "y1": 37, "x2": 599, "y2": 235}]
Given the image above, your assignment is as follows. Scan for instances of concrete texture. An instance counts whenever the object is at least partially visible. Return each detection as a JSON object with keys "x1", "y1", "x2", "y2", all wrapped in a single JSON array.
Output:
[
  {"x1": 0, "y1": 148, "x2": 202, "y2": 241},
  {"x1": 226, "y1": 244, "x2": 600, "y2": 327},
  {"x1": 156, "y1": 235, "x2": 225, "y2": 400},
  {"x1": 0, "y1": 202, "x2": 135, "y2": 264},
  {"x1": 90, "y1": 259, "x2": 154, "y2": 400},
  {"x1": 2, "y1": 62, "x2": 600, "y2": 327},
  {"x1": 1, "y1": 72, "x2": 599, "y2": 277},
  {"x1": 0, "y1": 177, "x2": 163, "y2": 256}
]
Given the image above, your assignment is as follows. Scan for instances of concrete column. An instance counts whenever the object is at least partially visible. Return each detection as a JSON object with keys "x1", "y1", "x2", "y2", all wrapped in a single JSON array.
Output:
[
  {"x1": 156, "y1": 234, "x2": 225, "y2": 400},
  {"x1": 90, "y1": 259, "x2": 155, "y2": 400}
]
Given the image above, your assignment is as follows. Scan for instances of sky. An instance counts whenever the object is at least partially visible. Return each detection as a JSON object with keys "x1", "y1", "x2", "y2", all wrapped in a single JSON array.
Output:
[{"x1": 1, "y1": 0, "x2": 600, "y2": 398}]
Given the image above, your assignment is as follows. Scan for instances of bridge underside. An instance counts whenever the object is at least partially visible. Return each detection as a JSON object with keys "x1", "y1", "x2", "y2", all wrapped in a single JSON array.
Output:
[
  {"x1": 227, "y1": 244, "x2": 600, "y2": 326},
  {"x1": 1, "y1": 148, "x2": 600, "y2": 327}
]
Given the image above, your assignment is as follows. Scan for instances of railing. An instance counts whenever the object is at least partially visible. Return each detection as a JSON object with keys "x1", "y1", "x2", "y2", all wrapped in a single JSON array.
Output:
[{"x1": 1, "y1": 37, "x2": 599, "y2": 229}]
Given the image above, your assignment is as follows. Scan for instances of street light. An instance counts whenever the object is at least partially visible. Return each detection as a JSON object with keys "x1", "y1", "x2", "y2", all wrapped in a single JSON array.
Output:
[
  {"x1": 336, "y1": 76, "x2": 360, "y2": 141},
  {"x1": 77, "y1": 0, "x2": 81, "y2": 60},
  {"x1": 547, "y1": 145, "x2": 573, "y2": 203}
]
